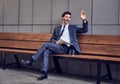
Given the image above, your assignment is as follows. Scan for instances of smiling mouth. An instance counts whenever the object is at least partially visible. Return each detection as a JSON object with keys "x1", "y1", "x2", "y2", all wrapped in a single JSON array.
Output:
[{"x1": 65, "y1": 20, "x2": 69, "y2": 23}]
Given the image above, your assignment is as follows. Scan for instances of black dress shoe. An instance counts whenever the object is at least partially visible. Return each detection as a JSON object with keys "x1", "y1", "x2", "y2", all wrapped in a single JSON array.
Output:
[
  {"x1": 37, "y1": 71, "x2": 48, "y2": 80},
  {"x1": 37, "y1": 75, "x2": 47, "y2": 80},
  {"x1": 21, "y1": 60, "x2": 32, "y2": 68}
]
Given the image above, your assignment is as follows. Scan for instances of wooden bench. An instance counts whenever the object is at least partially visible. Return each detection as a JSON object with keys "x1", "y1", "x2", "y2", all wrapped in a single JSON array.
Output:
[{"x1": 0, "y1": 32, "x2": 119, "y2": 84}]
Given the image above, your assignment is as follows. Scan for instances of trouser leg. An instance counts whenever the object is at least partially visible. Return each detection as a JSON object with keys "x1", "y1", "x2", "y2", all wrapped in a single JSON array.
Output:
[
  {"x1": 32, "y1": 42, "x2": 68, "y2": 61},
  {"x1": 32, "y1": 44, "x2": 46, "y2": 61},
  {"x1": 41, "y1": 49, "x2": 52, "y2": 72},
  {"x1": 31, "y1": 42, "x2": 68, "y2": 73}
]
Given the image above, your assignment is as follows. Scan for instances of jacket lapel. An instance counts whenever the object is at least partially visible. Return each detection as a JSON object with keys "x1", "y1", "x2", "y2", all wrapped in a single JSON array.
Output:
[
  {"x1": 68, "y1": 25, "x2": 73, "y2": 39},
  {"x1": 57, "y1": 25, "x2": 62, "y2": 39}
]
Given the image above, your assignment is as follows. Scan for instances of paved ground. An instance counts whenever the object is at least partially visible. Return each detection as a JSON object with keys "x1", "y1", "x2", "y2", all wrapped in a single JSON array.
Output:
[{"x1": 0, "y1": 67, "x2": 120, "y2": 84}]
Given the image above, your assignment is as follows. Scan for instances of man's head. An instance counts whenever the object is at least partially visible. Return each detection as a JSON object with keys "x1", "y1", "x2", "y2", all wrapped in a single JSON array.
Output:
[{"x1": 61, "y1": 11, "x2": 71, "y2": 25}]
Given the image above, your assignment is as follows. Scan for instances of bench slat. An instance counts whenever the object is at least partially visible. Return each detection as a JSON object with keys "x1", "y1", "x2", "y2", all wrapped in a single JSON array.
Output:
[
  {"x1": 78, "y1": 35, "x2": 120, "y2": 45},
  {"x1": 51, "y1": 54, "x2": 120, "y2": 62},
  {"x1": 0, "y1": 48, "x2": 36, "y2": 54},
  {"x1": 0, "y1": 32, "x2": 51, "y2": 41},
  {"x1": 80, "y1": 44, "x2": 120, "y2": 56},
  {"x1": 0, "y1": 40, "x2": 44, "y2": 49}
]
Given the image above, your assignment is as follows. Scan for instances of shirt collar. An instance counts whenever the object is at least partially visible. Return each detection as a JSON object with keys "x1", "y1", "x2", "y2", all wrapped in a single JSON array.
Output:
[{"x1": 62, "y1": 24, "x2": 69, "y2": 27}]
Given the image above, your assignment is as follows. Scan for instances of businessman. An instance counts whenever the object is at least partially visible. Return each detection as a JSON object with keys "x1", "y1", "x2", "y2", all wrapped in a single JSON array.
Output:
[{"x1": 21, "y1": 10, "x2": 88, "y2": 80}]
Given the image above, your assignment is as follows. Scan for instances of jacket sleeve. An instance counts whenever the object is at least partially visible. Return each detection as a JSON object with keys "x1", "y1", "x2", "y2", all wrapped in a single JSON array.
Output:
[{"x1": 76, "y1": 20, "x2": 88, "y2": 33}]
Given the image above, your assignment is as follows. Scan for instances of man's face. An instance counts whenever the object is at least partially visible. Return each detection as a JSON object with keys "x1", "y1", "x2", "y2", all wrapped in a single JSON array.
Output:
[{"x1": 62, "y1": 14, "x2": 71, "y2": 25}]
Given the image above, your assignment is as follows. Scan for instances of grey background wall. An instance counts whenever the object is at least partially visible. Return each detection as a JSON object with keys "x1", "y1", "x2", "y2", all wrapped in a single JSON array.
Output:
[{"x1": 0, "y1": 0, "x2": 119, "y2": 80}]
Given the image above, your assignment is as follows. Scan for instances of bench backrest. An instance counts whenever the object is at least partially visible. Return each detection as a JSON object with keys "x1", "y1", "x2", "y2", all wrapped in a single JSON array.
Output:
[
  {"x1": 0, "y1": 32, "x2": 51, "y2": 50},
  {"x1": 0, "y1": 32, "x2": 119, "y2": 56},
  {"x1": 78, "y1": 35, "x2": 120, "y2": 56}
]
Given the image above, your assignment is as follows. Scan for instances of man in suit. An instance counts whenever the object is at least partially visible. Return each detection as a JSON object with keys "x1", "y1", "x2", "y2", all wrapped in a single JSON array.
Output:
[{"x1": 22, "y1": 10, "x2": 88, "y2": 80}]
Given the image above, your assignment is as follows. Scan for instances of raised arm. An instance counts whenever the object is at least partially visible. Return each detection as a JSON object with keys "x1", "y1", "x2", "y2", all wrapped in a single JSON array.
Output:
[
  {"x1": 80, "y1": 10, "x2": 86, "y2": 21},
  {"x1": 76, "y1": 10, "x2": 88, "y2": 33}
]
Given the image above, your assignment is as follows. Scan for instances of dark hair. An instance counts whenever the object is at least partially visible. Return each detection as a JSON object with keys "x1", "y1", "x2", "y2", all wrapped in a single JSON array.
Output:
[{"x1": 61, "y1": 11, "x2": 71, "y2": 17}]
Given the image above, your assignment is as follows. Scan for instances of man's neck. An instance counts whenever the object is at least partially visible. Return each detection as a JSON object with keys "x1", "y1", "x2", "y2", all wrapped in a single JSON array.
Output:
[{"x1": 62, "y1": 23, "x2": 69, "y2": 27}]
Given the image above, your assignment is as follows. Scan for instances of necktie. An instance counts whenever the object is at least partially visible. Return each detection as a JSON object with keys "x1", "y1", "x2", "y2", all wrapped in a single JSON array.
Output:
[{"x1": 59, "y1": 25, "x2": 65, "y2": 37}]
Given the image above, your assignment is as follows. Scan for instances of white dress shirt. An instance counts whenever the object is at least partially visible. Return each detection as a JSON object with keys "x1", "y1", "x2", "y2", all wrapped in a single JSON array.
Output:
[{"x1": 60, "y1": 24, "x2": 71, "y2": 46}]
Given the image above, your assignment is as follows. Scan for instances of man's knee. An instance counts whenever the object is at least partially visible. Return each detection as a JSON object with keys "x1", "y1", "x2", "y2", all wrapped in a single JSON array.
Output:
[{"x1": 43, "y1": 42, "x2": 53, "y2": 48}]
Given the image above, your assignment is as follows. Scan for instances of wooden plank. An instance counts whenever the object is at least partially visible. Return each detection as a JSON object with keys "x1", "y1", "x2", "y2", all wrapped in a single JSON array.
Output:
[
  {"x1": 0, "y1": 48, "x2": 36, "y2": 54},
  {"x1": 78, "y1": 35, "x2": 120, "y2": 45},
  {"x1": 0, "y1": 40, "x2": 45, "y2": 49},
  {"x1": 0, "y1": 32, "x2": 51, "y2": 41},
  {"x1": 118, "y1": 35, "x2": 120, "y2": 42},
  {"x1": 80, "y1": 44, "x2": 120, "y2": 56},
  {"x1": 51, "y1": 54, "x2": 120, "y2": 62}
]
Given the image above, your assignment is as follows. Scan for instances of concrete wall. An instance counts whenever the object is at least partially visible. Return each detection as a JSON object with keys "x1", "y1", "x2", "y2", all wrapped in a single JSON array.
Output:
[{"x1": 0, "y1": 0, "x2": 119, "y2": 80}]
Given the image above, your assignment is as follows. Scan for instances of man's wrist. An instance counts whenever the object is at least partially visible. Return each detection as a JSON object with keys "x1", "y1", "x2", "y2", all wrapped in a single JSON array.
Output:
[{"x1": 83, "y1": 19, "x2": 87, "y2": 23}]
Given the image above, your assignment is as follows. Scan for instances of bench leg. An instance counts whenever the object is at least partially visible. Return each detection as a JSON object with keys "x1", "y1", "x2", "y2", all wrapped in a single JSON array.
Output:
[
  {"x1": 2, "y1": 52, "x2": 6, "y2": 70},
  {"x1": 53, "y1": 57, "x2": 62, "y2": 73},
  {"x1": 106, "y1": 63, "x2": 112, "y2": 80},
  {"x1": 2, "y1": 53, "x2": 21, "y2": 69},
  {"x1": 96, "y1": 62, "x2": 101, "y2": 84},
  {"x1": 14, "y1": 54, "x2": 21, "y2": 68}
]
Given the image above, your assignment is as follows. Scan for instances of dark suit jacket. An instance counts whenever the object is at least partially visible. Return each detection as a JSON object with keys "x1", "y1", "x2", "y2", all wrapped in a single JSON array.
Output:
[{"x1": 50, "y1": 21, "x2": 88, "y2": 54}]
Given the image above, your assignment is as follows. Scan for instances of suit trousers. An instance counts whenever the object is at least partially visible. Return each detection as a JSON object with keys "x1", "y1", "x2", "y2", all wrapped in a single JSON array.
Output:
[{"x1": 32, "y1": 42, "x2": 69, "y2": 72}]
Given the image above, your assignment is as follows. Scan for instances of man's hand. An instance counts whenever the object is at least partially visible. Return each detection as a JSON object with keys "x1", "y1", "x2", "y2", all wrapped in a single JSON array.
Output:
[
  {"x1": 56, "y1": 40, "x2": 64, "y2": 45},
  {"x1": 80, "y1": 10, "x2": 86, "y2": 20}
]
